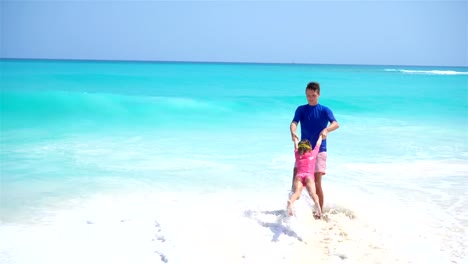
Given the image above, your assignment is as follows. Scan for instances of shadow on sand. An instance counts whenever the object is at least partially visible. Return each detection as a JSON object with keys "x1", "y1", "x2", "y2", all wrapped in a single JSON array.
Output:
[{"x1": 243, "y1": 209, "x2": 304, "y2": 243}]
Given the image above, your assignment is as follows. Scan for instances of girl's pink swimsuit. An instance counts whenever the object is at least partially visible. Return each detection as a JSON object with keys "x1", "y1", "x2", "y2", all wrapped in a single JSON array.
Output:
[{"x1": 294, "y1": 144, "x2": 320, "y2": 185}]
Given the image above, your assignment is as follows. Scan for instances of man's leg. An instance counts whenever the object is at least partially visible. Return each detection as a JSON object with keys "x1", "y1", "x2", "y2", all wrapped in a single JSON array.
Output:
[
  {"x1": 314, "y1": 172, "x2": 324, "y2": 212},
  {"x1": 314, "y1": 152, "x2": 327, "y2": 212}
]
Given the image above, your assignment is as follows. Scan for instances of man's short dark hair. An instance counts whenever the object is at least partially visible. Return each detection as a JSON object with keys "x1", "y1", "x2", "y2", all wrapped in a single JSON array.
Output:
[{"x1": 306, "y1": 82, "x2": 320, "y2": 93}]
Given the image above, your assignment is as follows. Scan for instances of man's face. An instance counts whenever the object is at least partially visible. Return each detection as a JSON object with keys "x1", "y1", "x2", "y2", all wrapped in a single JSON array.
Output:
[{"x1": 306, "y1": 89, "x2": 320, "y2": 105}]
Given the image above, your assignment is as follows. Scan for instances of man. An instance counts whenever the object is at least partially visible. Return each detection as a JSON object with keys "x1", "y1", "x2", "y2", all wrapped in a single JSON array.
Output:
[{"x1": 290, "y1": 81, "x2": 339, "y2": 213}]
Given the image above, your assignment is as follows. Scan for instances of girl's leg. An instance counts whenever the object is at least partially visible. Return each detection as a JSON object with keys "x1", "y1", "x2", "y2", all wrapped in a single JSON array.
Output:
[
  {"x1": 291, "y1": 167, "x2": 297, "y2": 190},
  {"x1": 305, "y1": 177, "x2": 322, "y2": 218},
  {"x1": 287, "y1": 178, "x2": 303, "y2": 216}
]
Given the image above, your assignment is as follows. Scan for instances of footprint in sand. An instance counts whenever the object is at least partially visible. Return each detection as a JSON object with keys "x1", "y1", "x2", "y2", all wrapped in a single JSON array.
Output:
[{"x1": 152, "y1": 220, "x2": 168, "y2": 263}]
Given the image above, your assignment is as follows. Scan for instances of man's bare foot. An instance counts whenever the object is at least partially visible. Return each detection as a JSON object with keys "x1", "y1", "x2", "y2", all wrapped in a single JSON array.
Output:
[{"x1": 287, "y1": 200, "x2": 294, "y2": 216}]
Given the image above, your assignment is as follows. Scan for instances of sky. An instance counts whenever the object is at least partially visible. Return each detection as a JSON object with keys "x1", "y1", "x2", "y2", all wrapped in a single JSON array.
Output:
[{"x1": 1, "y1": 0, "x2": 467, "y2": 67}]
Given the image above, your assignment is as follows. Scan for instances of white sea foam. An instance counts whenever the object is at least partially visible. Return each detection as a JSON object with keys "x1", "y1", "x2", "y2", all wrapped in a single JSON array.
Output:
[
  {"x1": 384, "y1": 68, "x2": 468, "y2": 75},
  {"x1": 0, "y1": 187, "x2": 464, "y2": 264},
  {"x1": 327, "y1": 159, "x2": 468, "y2": 264}
]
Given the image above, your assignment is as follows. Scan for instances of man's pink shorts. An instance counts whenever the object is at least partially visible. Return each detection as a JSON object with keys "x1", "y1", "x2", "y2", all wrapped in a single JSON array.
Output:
[{"x1": 315, "y1": 152, "x2": 327, "y2": 175}]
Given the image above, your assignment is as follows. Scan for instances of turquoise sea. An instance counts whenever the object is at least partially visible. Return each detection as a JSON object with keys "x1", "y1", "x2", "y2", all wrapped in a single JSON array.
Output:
[{"x1": 1, "y1": 59, "x2": 467, "y2": 264}]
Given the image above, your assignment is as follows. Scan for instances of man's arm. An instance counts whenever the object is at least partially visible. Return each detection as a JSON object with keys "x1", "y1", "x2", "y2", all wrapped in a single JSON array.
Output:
[
  {"x1": 290, "y1": 121, "x2": 299, "y2": 141},
  {"x1": 321, "y1": 121, "x2": 339, "y2": 139},
  {"x1": 293, "y1": 137, "x2": 299, "y2": 149},
  {"x1": 291, "y1": 127, "x2": 299, "y2": 190}
]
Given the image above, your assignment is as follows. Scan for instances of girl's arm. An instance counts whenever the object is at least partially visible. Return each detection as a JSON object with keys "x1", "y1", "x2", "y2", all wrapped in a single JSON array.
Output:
[
  {"x1": 312, "y1": 135, "x2": 323, "y2": 157},
  {"x1": 316, "y1": 135, "x2": 323, "y2": 148}
]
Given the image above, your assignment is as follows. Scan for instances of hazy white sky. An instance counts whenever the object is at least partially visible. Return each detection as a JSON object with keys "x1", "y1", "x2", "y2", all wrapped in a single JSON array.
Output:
[{"x1": 1, "y1": 0, "x2": 467, "y2": 66}]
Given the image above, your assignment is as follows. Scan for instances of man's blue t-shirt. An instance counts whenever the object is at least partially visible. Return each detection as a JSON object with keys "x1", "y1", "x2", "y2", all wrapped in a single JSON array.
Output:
[{"x1": 292, "y1": 104, "x2": 337, "y2": 152}]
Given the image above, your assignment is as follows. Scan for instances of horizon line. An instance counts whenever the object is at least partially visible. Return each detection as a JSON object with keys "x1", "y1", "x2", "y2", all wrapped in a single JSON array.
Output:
[{"x1": 1, "y1": 57, "x2": 466, "y2": 68}]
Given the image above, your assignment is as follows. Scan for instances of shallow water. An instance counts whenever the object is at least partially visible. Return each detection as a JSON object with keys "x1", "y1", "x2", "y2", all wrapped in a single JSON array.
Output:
[{"x1": 1, "y1": 60, "x2": 467, "y2": 263}]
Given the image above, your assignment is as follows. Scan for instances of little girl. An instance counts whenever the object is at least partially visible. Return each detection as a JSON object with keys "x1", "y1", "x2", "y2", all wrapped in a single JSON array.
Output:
[{"x1": 287, "y1": 135, "x2": 323, "y2": 218}]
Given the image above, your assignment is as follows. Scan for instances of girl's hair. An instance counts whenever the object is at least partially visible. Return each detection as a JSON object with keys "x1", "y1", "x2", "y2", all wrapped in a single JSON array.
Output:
[{"x1": 297, "y1": 139, "x2": 312, "y2": 155}]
